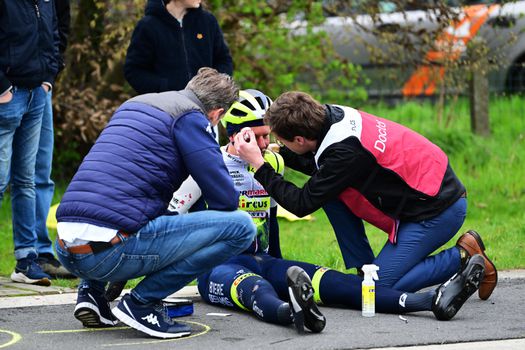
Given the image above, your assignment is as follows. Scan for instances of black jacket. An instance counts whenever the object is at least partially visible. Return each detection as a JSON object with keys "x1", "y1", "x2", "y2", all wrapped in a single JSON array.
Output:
[
  {"x1": 0, "y1": 0, "x2": 60, "y2": 93},
  {"x1": 254, "y1": 105, "x2": 465, "y2": 222},
  {"x1": 55, "y1": 0, "x2": 70, "y2": 71},
  {"x1": 124, "y1": 0, "x2": 233, "y2": 94}
]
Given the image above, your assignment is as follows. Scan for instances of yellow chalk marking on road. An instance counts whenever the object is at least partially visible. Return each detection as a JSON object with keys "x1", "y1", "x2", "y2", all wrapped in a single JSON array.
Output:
[
  {"x1": 37, "y1": 326, "x2": 129, "y2": 334},
  {"x1": 34, "y1": 320, "x2": 210, "y2": 346},
  {"x1": 101, "y1": 321, "x2": 210, "y2": 347},
  {"x1": 0, "y1": 329, "x2": 22, "y2": 348}
]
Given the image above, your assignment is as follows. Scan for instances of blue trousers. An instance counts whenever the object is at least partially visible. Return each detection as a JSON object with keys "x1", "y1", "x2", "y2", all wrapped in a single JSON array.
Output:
[
  {"x1": 35, "y1": 92, "x2": 55, "y2": 256},
  {"x1": 0, "y1": 86, "x2": 45, "y2": 260},
  {"x1": 57, "y1": 210, "x2": 255, "y2": 302},
  {"x1": 325, "y1": 197, "x2": 467, "y2": 291}
]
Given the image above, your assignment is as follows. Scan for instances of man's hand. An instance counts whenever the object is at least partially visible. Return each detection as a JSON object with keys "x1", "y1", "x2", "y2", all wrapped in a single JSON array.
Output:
[
  {"x1": 234, "y1": 127, "x2": 266, "y2": 170},
  {"x1": 0, "y1": 90, "x2": 13, "y2": 104},
  {"x1": 41, "y1": 84, "x2": 50, "y2": 93}
]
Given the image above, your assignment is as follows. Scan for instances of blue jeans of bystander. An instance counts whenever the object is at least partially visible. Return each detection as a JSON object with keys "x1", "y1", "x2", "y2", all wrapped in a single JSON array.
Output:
[
  {"x1": 57, "y1": 210, "x2": 255, "y2": 302},
  {"x1": 0, "y1": 86, "x2": 46, "y2": 259},
  {"x1": 35, "y1": 92, "x2": 55, "y2": 256}
]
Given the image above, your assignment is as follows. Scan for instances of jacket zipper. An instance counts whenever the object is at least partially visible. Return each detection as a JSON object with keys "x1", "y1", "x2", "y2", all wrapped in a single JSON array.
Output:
[
  {"x1": 179, "y1": 20, "x2": 192, "y2": 82},
  {"x1": 33, "y1": 0, "x2": 41, "y2": 18},
  {"x1": 33, "y1": 0, "x2": 44, "y2": 84}
]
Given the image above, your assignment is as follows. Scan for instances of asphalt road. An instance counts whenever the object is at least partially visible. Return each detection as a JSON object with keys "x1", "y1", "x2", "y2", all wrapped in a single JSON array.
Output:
[{"x1": 0, "y1": 277, "x2": 524, "y2": 350}]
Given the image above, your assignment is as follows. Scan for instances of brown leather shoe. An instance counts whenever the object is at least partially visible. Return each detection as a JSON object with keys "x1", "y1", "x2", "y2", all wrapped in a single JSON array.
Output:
[{"x1": 456, "y1": 230, "x2": 497, "y2": 300}]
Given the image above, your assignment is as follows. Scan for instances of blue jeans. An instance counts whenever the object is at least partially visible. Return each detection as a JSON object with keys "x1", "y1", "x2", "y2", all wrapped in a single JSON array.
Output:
[
  {"x1": 35, "y1": 92, "x2": 55, "y2": 256},
  {"x1": 0, "y1": 86, "x2": 46, "y2": 260},
  {"x1": 325, "y1": 197, "x2": 466, "y2": 291},
  {"x1": 57, "y1": 210, "x2": 256, "y2": 303},
  {"x1": 374, "y1": 198, "x2": 467, "y2": 291}
]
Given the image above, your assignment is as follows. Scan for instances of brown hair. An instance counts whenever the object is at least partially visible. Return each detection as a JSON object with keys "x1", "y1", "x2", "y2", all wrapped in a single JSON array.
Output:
[
  {"x1": 186, "y1": 67, "x2": 239, "y2": 113},
  {"x1": 265, "y1": 91, "x2": 326, "y2": 141}
]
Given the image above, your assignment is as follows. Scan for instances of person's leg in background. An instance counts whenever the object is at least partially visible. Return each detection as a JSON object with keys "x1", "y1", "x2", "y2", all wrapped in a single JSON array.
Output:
[
  {"x1": 1, "y1": 87, "x2": 51, "y2": 285},
  {"x1": 323, "y1": 199, "x2": 374, "y2": 272},
  {"x1": 34, "y1": 92, "x2": 75, "y2": 278},
  {"x1": 373, "y1": 197, "x2": 467, "y2": 292}
]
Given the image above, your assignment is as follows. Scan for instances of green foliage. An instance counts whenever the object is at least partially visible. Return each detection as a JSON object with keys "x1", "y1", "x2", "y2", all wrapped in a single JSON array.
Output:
[
  {"x1": 53, "y1": 0, "x2": 145, "y2": 180},
  {"x1": 53, "y1": 0, "x2": 367, "y2": 179},
  {"x1": 207, "y1": 0, "x2": 367, "y2": 103}
]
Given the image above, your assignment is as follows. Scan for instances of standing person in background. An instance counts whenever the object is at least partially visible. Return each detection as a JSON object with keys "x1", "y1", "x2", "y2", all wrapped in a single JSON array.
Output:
[
  {"x1": 124, "y1": 0, "x2": 233, "y2": 95},
  {"x1": 35, "y1": 0, "x2": 76, "y2": 279},
  {"x1": 0, "y1": 0, "x2": 60, "y2": 286}
]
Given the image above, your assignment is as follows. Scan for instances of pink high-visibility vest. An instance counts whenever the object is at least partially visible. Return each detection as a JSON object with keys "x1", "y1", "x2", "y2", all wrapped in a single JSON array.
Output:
[{"x1": 315, "y1": 106, "x2": 448, "y2": 243}]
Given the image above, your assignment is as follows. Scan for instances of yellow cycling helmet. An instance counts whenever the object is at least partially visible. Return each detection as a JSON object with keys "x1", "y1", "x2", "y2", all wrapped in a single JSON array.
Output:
[{"x1": 222, "y1": 89, "x2": 272, "y2": 135}]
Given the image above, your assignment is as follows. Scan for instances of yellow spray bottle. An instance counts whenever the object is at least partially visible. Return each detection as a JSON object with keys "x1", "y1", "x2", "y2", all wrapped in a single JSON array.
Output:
[{"x1": 362, "y1": 264, "x2": 379, "y2": 317}]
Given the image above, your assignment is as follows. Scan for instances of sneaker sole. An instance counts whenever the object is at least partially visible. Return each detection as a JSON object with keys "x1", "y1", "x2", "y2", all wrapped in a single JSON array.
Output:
[
  {"x1": 10, "y1": 271, "x2": 51, "y2": 286},
  {"x1": 75, "y1": 302, "x2": 118, "y2": 328},
  {"x1": 112, "y1": 306, "x2": 191, "y2": 339}
]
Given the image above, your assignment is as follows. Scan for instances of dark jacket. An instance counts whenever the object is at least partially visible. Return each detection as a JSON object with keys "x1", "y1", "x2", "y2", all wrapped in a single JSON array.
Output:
[
  {"x1": 55, "y1": 0, "x2": 70, "y2": 71},
  {"x1": 124, "y1": 0, "x2": 233, "y2": 94},
  {"x1": 254, "y1": 105, "x2": 465, "y2": 234},
  {"x1": 0, "y1": 0, "x2": 60, "y2": 93},
  {"x1": 57, "y1": 90, "x2": 238, "y2": 233}
]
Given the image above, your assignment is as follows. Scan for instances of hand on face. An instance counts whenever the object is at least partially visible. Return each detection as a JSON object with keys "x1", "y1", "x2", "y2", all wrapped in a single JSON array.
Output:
[{"x1": 233, "y1": 127, "x2": 266, "y2": 170}]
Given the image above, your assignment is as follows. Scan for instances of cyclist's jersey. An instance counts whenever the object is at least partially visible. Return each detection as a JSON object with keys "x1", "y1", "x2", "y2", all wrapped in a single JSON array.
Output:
[{"x1": 222, "y1": 146, "x2": 284, "y2": 254}]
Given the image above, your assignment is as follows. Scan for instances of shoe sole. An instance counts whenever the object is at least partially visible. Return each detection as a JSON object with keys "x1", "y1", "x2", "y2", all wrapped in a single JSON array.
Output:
[
  {"x1": 112, "y1": 306, "x2": 191, "y2": 339},
  {"x1": 74, "y1": 302, "x2": 119, "y2": 328},
  {"x1": 466, "y1": 230, "x2": 498, "y2": 300},
  {"x1": 435, "y1": 258, "x2": 485, "y2": 321},
  {"x1": 287, "y1": 267, "x2": 326, "y2": 333},
  {"x1": 442, "y1": 265, "x2": 484, "y2": 319},
  {"x1": 288, "y1": 286, "x2": 306, "y2": 334},
  {"x1": 10, "y1": 272, "x2": 51, "y2": 286}
]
